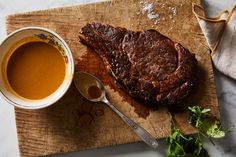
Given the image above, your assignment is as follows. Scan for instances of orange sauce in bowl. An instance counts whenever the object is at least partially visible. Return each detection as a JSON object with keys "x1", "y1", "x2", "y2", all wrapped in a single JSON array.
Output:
[{"x1": 6, "y1": 41, "x2": 66, "y2": 100}]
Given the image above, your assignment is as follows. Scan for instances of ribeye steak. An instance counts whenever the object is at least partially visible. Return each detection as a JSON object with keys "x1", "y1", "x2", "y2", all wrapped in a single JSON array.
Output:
[{"x1": 79, "y1": 23, "x2": 198, "y2": 107}]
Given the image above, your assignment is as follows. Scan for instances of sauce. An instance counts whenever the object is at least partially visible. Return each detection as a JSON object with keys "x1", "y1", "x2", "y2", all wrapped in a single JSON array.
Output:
[
  {"x1": 88, "y1": 85, "x2": 102, "y2": 99},
  {"x1": 7, "y1": 41, "x2": 66, "y2": 99}
]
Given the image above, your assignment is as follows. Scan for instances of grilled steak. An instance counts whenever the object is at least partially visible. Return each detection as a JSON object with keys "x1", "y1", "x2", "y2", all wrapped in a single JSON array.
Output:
[{"x1": 79, "y1": 23, "x2": 198, "y2": 107}]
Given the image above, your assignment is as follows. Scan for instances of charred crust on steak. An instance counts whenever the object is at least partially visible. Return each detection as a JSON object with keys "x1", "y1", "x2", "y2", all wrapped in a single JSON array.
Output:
[{"x1": 79, "y1": 23, "x2": 198, "y2": 107}]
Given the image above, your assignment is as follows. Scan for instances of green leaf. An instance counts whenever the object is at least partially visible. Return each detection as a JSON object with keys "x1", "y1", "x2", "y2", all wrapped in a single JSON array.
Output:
[{"x1": 201, "y1": 109, "x2": 211, "y2": 113}]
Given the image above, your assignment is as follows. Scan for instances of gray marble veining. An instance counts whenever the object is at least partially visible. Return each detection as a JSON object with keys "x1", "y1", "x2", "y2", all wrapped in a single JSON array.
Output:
[{"x1": 210, "y1": 69, "x2": 236, "y2": 157}]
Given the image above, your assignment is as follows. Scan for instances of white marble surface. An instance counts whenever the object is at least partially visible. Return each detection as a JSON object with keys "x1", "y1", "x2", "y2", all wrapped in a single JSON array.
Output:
[{"x1": 0, "y1": 0, "x2": 236, "y2": 157}]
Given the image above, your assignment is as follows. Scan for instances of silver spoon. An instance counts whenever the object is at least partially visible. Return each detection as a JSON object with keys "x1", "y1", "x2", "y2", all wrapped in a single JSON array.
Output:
[{"x1": 74, "y1": 71, "x2": 158, "y2": 148}]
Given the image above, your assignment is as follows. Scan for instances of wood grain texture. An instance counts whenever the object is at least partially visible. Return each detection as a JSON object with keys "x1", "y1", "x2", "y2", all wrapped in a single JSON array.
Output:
[{"x1": 6, "y1": 0, "x2": 220, "y2": 156}]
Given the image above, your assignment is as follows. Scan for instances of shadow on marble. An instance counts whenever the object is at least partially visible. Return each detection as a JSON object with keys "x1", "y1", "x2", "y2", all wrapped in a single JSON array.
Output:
[{"x1": 52, "y1": 139, "x2": 166, "y2": 157}]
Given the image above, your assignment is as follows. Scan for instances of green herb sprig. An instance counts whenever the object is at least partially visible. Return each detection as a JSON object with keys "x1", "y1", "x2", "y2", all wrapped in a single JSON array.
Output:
[
  {"x1": 188, "y1": 106, "x2": 225, "y2": 139},
  {"x1": 166, "y1": 114, "x2": 209, "y2": 157},
  {"x1": 166, "y1": 105, "x2": 231, "y2": 157}
]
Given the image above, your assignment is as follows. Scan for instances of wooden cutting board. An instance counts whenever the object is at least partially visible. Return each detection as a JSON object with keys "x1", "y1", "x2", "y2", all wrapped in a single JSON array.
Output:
[{"x1": 6, "y1": 0, "x2": 220, "y2": 156}]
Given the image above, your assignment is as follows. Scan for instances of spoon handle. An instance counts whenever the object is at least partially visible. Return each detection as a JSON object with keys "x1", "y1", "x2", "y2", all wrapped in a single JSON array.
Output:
[{"x1": 102, "y1": 98, "x2": 158, "y2": 149}]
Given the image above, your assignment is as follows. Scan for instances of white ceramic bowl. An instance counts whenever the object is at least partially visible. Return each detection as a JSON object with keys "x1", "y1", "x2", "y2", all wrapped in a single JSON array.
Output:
[{"x1": 0, "y1": 27, "x2": 74, "y2": 109}]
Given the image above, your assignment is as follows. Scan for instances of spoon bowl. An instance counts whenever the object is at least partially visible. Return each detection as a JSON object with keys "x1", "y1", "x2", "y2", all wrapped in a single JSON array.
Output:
[
  {"x1": 74, "y1": 71, "x2": 105, "y2": 102},
  {"x1": 74, "y1": 71, "x2": 158, "y2": 149}
]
